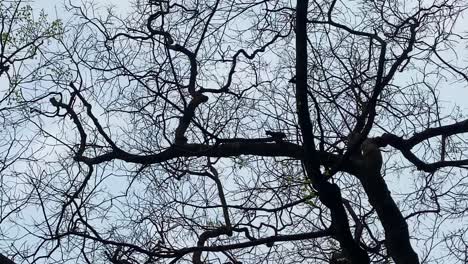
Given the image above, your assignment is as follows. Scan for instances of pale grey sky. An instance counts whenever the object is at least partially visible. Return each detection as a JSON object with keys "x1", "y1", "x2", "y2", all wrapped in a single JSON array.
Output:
[{"x1": 2, "y1": 1, "x2": 468, "y2": 263}]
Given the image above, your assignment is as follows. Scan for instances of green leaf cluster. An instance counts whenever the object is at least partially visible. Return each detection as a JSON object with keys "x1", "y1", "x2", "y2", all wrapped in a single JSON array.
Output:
[{"x1": 1, "y1": 2, "x2": 63, "y2": 55}]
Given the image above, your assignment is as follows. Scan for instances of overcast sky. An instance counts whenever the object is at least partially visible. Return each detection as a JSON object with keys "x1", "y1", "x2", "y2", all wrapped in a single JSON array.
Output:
[
  {"x1": 31, "y1": 0, "x2": 468, "y2": 108},
  {"x1": 2, "y1": 1, "x2": 468, "y2": 263}
]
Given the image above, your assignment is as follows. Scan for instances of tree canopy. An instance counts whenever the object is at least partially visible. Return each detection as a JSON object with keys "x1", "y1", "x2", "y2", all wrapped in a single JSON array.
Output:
[{"x1": 1, "y1": 0, "x2": 468, "y2": 263}]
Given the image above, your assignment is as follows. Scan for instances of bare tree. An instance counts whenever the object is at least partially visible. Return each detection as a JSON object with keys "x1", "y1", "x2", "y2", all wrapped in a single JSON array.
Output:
[{"x1": 3, "y1": 0, "x2": 468, "y2": 263}]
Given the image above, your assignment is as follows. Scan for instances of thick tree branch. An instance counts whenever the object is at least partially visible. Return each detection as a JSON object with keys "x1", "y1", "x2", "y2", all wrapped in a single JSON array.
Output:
[
  {"x1": 0, "y1": 253, "x2": 15, "y2": 264},
  {"x1": 356, "y1": 140, "x2": 419, "y2": 264},
  {"x1": 376, "y1": 119, "x2": 468, "y2": 172},
  {"x1": 295, "y1": 2, "x2": 369, "y2": 263}
]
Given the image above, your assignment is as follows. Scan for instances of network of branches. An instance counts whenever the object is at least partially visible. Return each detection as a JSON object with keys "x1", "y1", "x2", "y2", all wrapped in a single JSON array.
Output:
[{"x1": 1, "y1": 0, "x2": 468, "y2": 263}]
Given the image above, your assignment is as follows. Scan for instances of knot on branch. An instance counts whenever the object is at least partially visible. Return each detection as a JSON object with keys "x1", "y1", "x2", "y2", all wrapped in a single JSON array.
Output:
[
  {"x1": 49, "y1": 94, "x2": 64, "y2": 108},
  {"x1": 0, "y1": 64, "x2": 10, "y2": 76},
  {"x1": 192, "y1": 92, "x2": 209, "y2": 104},
  {"x1": 318, "y1": 182, "x2": 340, "y2": 208},
  {"x1": 360, "y1": 139, "x2": 383, "y2": 174}
]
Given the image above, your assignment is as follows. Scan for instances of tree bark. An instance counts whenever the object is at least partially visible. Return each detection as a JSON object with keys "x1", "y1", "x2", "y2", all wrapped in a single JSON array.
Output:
[
  {"x1": 0, "y1": 253, "x2": 15, "y2": 264},
  {"x1": 295, "y1": 1, "x2": 369, "y2": 263},
  {"x1": 357, "y1": 141, "x2": 419, "y2": 264}
]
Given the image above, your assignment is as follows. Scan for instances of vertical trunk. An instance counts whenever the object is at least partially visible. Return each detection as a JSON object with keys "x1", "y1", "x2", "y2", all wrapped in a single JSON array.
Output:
[
  {"x1": 357, "y1": 142, "x2": 419, "y2": 264},
  {"x1": 316, "y1": 179, "x2": 371, "y2": 264},
  {"x1": 295, "y1": 1, "x2": 369, "y2": 263}
]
